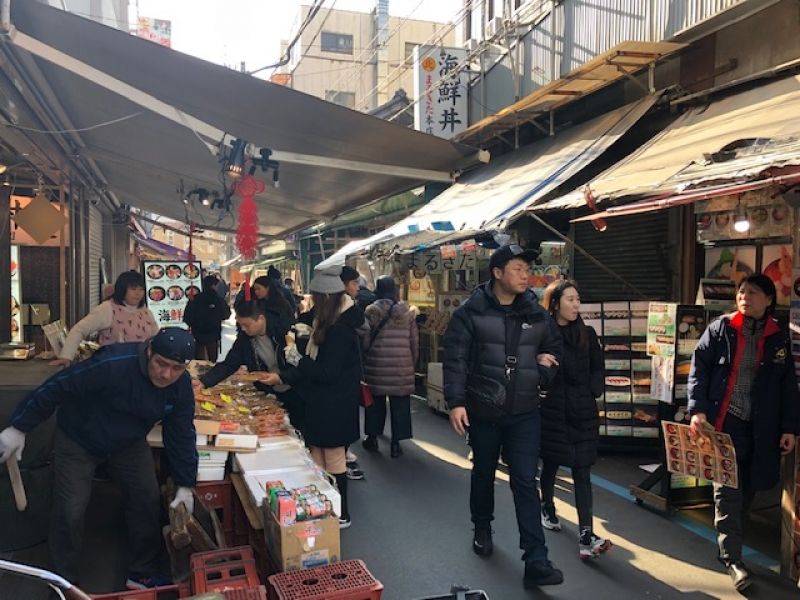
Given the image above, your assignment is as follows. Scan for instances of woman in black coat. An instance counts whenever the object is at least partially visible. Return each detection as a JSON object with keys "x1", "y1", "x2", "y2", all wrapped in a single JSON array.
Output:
[
  {"x1": 539, "y1": 280, "x2": 610, "y2": 559},
  {"x1": 261, "y1": 269, "x2": 362, "y2": 529}
]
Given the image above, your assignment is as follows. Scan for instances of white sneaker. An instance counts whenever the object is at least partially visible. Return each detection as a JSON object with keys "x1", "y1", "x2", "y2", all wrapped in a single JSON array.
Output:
[
  {"x1": 541, "y1": 507, "x2": 561, "y2": 532},
  {"x1": 579, "y1": 532, "x2": 612, "y2": 559},
  {"x1": 346, "y1": 449, "x2": 358, "y2": 463},
  {"x1": 339, "y1": 516, "x2": 352, "y2": 529}
]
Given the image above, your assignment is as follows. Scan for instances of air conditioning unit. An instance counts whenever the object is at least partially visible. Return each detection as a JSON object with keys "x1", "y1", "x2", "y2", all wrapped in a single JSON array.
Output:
[
  {"x1": 486, "y1": 16, "x2": 504, "y2": 40},
  {"x1": 463, "y1": 38, "x2": 480, "y2": 53}
]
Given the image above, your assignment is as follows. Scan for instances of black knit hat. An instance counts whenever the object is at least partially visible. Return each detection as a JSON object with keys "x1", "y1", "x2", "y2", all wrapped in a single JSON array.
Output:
[
  {"x1": 340, "y1": 266, "x2": 360, "y2": 283},
  {"x1": 374, "y1": 276, "x2": 397, "y2": 300}
]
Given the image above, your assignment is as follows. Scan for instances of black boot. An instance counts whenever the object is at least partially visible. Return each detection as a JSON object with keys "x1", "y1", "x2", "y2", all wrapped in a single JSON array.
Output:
[
  {"x1": 523, "y1": 559, "x2": 564, "y2": 588},
  {"x1": 472, "y1": 527, "x2": 493, "y2": 557},
  {"x1": 390, "y1": 440, "x2": 402, "y2": 458},
  {"x1": 362, "y1": 435, "x2": 379, "y2": 452},
  {"x1": 333, "y1": 473, "x2": 351, "y2": 529}
]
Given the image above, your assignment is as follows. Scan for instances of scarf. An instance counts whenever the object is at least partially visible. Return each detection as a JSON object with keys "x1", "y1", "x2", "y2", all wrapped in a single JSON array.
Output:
[{"x1": 305, "y1": 294, "x2": 354, "y2": 360}]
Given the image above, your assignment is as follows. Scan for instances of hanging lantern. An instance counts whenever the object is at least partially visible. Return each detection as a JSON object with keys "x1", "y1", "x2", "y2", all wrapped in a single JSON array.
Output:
[{"x1": 233, "y1": 175, "x2": 265, "y2": 261}]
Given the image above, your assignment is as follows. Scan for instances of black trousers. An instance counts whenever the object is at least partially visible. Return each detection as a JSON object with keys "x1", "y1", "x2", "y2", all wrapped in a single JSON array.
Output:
[
  {"x1": 195, "y1": 339, "x2": 220, "y2": 363},
  {"x1": 50, "y1": 429, "x2": 161, "y2": 583},
  {"x1": 364, "y1": 394, "x2": 413, "y2": 441},
  {"x1": 468, "y1": 411, "x2": 548, "y2": 563},
  {"x1": 540, "y1": 461, "x2": 593, "y2": 530},
  {"x1": 714, "y1": 414, "x2": 755, "y2": 563}
]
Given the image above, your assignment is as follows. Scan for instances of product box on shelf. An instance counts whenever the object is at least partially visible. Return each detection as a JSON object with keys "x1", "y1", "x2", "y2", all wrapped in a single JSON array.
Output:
[{"x1": 262, "y1": 505, "x2": 340, "y2": 572}]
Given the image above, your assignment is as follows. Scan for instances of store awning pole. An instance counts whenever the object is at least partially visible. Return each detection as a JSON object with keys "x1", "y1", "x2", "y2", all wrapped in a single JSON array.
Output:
[
  {"x1": 527, "y1": 211, "x2": 648, "y2": 299},
  {"x1": 4, "y1": 26, "x2": 460, "y2": 182}
]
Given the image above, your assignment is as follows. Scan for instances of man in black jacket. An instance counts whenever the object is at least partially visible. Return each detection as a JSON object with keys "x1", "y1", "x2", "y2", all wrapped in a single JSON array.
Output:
[
  {"x1": 444, "y1": 244, "x2": 564, "y2": 589},
  {"x1": 195, "y1": 300, "x2": 303, "y2": 429},
  {"x1": 184, "y1": 275, "x2": 232, "y2": 362}
]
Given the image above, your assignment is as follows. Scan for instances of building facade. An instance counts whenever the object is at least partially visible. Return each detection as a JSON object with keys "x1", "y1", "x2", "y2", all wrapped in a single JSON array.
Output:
[
  {"x1": 46, "y1": 0, "x2": 130, "y2": 31},
  {"x1": 282, "y1": 2, "x2": 456, "y2": 112}
]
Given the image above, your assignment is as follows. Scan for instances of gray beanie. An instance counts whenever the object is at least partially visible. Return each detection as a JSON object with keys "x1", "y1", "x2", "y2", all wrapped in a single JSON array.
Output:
[{"x1": 309, "y1": 268, "x2": 345, "y2": 294}]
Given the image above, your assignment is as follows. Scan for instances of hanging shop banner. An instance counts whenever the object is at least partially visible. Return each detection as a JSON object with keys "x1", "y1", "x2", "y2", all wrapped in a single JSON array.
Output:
[
  {"x1": 143, "y1": 260, "x2": 201, "y2": 327},
  {"x1": 646, "y1": 302, "x2": 677, "y2": 357},
  {"x1": 10, "y1": 245, "x2": 21, "y2": 342},
  {"x1": 10, "y1": 195, "x2": 69, "y2": 247},
  {"x1": 413, "y1": 45, "x2": 467, "y2": 139}
]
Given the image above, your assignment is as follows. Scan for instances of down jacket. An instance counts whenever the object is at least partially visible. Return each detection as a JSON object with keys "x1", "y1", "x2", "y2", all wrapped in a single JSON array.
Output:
[
  {"x1": 444, "y1": 282, "x2": 562, "y2": 417},
  {"x1": 688, "y1": 311, "x2": 800, "y2": 490},
  {"x1": 363, "y1": 300, "x2": 419, "y2": 396},
  {"x1": 540, "y1": 323, "x2": 604, "y2": 468}
]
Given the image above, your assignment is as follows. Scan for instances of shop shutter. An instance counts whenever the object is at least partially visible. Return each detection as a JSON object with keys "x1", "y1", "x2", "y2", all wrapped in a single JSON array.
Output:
[
  {"x1": 88, "y1": 204, "x2": 104, "y2": 305},
  {"x1": 573, "y1": 211, "x2": 671, "y2": 302}
]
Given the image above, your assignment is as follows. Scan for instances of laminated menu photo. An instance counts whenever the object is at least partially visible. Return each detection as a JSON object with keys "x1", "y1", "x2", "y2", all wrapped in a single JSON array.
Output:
[{"x1": 662, "y1": 421, "x2": 738, "y2": 488}]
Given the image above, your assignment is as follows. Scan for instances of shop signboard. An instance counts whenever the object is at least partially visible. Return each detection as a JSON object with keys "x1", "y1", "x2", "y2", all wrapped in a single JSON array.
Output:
[
  {"x1": 407, "y1": 272, "x2": 435, "y2": 307},
  {"x1": 413, "y1": 45, "x2": 467, "y2": 139},
  {"x1": 404, "y1": 248, "x2": 476, "y2": 274},
  {"x1": 646, "y1": 302, "x2": 677, "y2": 357},
  {"x1": 136, "y1": 16, "x2": 172, "y2": 48},
  {"x1": 695, "y1": 195, "x2": 792, "y2": 242},
  {"x1": 143, "y1": 260, "x2": 202, "y2": 327}
]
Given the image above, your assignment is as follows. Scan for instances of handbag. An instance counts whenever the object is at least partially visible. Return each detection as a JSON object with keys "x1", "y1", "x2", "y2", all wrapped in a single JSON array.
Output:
[
  {"x1": 465, "y1": 316, "x2": 523, "y2": 423},
  {"x1": 357, "y1": 342, "x2": 374, "y2": 408}
]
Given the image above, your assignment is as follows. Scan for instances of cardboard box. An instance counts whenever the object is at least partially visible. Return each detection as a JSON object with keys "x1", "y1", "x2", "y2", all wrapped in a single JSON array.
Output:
[
  {"x1": 216, "y1": 433, "x2": 259, "y2": 449},
  {"x1": 263, "y1": 505, "x2": 340, "y2": 572}
]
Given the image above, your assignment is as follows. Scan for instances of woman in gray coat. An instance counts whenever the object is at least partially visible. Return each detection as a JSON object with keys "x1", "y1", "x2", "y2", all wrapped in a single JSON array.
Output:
[{"x1": 362, "y1": 276, "x2": 419, "y2": 458}]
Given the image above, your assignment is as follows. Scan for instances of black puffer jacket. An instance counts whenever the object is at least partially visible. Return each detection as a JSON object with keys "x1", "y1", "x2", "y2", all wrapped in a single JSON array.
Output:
[
  {"x1": 540, "y1": 323, "x2": 604, "y2": 468},
  {"x1": 444, "y1": 282, "x2": 562, "y2": 416},
  {"x1": 280, "y1": 305, "x2": 363, "y2": 448}
]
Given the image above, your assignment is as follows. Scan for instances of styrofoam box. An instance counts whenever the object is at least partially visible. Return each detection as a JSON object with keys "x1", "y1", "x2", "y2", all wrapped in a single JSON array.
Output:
[
  {"x1": 235, "y1": 443, "x2": 310, "y2": 474},
  {"x1": 198, "y1": 450, "x2": 229, "y2": 463},
  {"x1": 243, "y1": 466, "x2": 341, "y2": 517},
  {"x1": 427, "y1": 362, "x2": 443, "y2": 388},
  {"x1": 197, "y1": 465, "x2": 226, "y2": 481}
]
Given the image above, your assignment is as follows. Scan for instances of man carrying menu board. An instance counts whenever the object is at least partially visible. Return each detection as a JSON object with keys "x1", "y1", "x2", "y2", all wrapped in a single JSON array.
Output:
[{"x1": 688, "y1": 274, "x2": 799, "y2": 592}]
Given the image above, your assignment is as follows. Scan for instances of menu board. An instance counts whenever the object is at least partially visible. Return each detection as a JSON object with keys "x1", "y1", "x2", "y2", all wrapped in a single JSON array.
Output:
[
  {"x1": 10, "y1": 246, "x2": 21, "y2": 342},
  {"x1": 662, "y1": 421, "x2": 738, "y2": 489},
  {"x1": 586, "y1": 301, "x2": 657, "y2": 439},
  {"x1": 143, "y1": 260, "x2": 202, "y2": 327}
]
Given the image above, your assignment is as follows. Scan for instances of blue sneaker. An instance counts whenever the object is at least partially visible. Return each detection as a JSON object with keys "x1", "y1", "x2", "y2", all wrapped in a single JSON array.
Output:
[{"x1": 126, "y1": 574, "x2": 173, "y2": 589}]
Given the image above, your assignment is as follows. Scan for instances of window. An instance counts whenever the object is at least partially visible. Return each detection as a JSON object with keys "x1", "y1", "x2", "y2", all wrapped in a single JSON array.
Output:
[
  {"x1": 325, "y1": 90, "x2": 356, "y2": 109},
  {"x1": 320, "y1": 32, "x2": 353, "y2": 54},
  {"x1": 405, "y1": 42, "x2": 419, "y2": 65}
]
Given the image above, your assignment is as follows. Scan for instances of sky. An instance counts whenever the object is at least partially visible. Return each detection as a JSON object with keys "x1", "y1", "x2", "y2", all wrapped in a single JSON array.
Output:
[{"x1": 132, "y1": 0, "x2": 463, "y2": 78}]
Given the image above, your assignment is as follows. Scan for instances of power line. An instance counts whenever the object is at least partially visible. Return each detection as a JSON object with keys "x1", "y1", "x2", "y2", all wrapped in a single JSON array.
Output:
[{"x1": 248, "y1": 0, "x2": 325, "y2": 75}]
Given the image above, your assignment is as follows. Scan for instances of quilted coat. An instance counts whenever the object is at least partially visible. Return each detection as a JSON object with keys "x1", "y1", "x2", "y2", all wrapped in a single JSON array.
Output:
[{"x1": 363, "y1": 300, "x2": 419, "y2": 396}]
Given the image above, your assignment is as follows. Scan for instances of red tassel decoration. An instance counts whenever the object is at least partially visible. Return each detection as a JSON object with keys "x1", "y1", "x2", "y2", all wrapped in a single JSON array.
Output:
[
  {"x1": 233, "y1": 175, "x2": 265, "y2": 261},
  {"x1": 244, "y1": 273, "x2": 252, "y2": 302}
]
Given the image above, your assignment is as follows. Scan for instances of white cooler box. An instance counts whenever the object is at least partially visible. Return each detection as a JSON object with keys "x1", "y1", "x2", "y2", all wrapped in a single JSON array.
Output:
[
  {"x1": 234, "y1": 438, "x2": 310, "y2": 473},
  {"x1": 427, "y1": 362, "x2": 447, "y2": 413},
  {"x1": 243, "y1": 465, "x2": 341, "y2": 517}
]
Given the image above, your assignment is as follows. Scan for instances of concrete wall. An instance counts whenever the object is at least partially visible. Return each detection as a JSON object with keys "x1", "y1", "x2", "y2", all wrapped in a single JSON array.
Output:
[{"x1": 287, "y1": 6, "x2": 454, "y2": 112}]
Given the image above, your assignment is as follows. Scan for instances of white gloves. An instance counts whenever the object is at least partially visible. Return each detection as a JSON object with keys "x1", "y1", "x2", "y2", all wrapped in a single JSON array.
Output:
[
  {"x1": 0, "y1": 427, "x2": 26, "y2": 463},
  {"x1": 170, "y1": 486, "x2": 194, "y2": 514},
  {"x1": 284, "y1": 344, "x2": 302, "y2": 367}
]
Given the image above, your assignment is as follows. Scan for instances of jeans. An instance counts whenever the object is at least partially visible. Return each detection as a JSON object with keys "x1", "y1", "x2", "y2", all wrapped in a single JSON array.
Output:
[
  {"x1": 468, "y1": 411, "x2": 548, "y2": 563},
  {"x1": 540, "y1": 461, "x2": 593, "y2": 530},
  {"x1": 364, "y1": 394, "x2": 413, "y2": 440},
  {"x1": 714, "y1": 414, "x2": 755, "y2": 563},
  {"x1": 50, "y1": 429, "x2": 161, "y2": 583}
]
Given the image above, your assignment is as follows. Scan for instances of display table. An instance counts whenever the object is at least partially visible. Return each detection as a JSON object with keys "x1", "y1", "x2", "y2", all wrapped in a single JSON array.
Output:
[{"x1": 0, "y1": 359, "x2": 60, "y2": 551}]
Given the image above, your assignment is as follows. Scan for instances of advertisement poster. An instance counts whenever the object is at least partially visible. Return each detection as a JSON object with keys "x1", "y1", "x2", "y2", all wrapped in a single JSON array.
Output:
[
  {"x1": 10, "y1": 246, "x2": 21, "y2": 342},
  {"x1": 407, "y1": 272, "x2": 435, "y2": 307},
  {"x1": 647, "y1": 302, "x2": 677, "y2": 357},
  {"x1": 762, "y1": 244, "x2": 793, "y2": 306},
  {"x1": 143, "y1": 260, "x2": 201, "y2": 327},
  {"x1": 704, "y1": 246, "x2": 756, "y2": 287},
  {"x1": 662, "y1": 421, "x2": 738, "y2": 488}
]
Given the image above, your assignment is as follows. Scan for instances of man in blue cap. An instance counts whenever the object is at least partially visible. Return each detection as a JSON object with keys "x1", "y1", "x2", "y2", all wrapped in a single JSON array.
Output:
[{"x1": 0, "y1": 327, "x2": 198, "y2": 589}]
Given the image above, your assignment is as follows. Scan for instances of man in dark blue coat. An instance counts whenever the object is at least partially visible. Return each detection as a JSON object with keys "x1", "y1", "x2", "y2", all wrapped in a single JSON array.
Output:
[
  {"x1": 0, "y1": 328, "x2": 198, "y2": 588},
  {"x1": 443, "y1": 244, "x2": 564, "y2": 589},
  {"x1": 688, "y1": 274, "x2": 799, "y2": 592}
]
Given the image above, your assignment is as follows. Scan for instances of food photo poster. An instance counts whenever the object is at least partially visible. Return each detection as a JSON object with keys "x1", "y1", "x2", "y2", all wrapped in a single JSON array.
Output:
[{"x1": 143, "y1": 260, "x2": 202, "y2": 327}]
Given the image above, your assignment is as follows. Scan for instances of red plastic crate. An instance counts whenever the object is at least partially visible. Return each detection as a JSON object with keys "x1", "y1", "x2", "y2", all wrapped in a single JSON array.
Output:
[
  {"x1": 90, "y1": 583, "x2": 186, "y2": 600},
  {"x1": 268, "y1": 560, "x2": 383, "y2": 600},
  {"x1": 222, "y1": 586, "x2": 269, "y2": 600},
  {"x1": 197, "y1": 479, "x2": 234, "y2": 541},
  {"x1": 191, "y1": 546, "x2": 261, "y2": 593}
]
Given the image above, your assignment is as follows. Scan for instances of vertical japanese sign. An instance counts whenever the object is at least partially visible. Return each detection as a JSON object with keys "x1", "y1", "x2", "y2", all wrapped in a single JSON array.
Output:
[
  {"x1": 143, "y1": 260, "x2": 202, "y2": 328},
  {"x1": 413, "y1": 46, "x2": 467, "y2": 139}
]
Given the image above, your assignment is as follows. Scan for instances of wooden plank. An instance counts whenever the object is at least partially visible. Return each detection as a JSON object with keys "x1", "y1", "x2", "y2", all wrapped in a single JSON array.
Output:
[
  {"x1": 629, "y1": 485, "x2": 669, "y2": 512},
  {"x1": 231, "y1": 472, "x2": 264, "y2": 531}
]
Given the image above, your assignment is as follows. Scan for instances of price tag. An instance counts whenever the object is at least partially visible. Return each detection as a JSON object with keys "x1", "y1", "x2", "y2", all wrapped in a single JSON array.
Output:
[
  {"x1": 219, "y1": 421, "x2": 239, "y2": 433},
  {"x1": 238, "y1": 406, "x2": 251, "y2": 414},
  {"x1": 200, "y1": 401, "x2": 216, "y2": 412},
  {"x1": 220, "y1": 394, "x2": 233, "y2": 404}
]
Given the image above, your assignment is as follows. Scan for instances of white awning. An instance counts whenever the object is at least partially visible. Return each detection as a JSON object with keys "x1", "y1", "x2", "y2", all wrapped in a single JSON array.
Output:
[
  {"x1": 539, "y1": 73, "x2": 800, "y2": 213},
  {"x1": 3, "y1": 2, "x2": 483, "y2": 239},
  {"x1": 336, "y1": 94, "x2": 659, "y2": 258},
  {"x1": 314, "y1": 239, "x2": 368, "y2": 271}
]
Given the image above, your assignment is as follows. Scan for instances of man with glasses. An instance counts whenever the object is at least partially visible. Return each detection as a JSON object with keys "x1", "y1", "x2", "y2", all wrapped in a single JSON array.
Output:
[
  {"x1": 0, "y1": 327, "x2": 198, "y2": 589},
  {"x1": 444, "y1": 244, "x2": 564, "y2": 589}
]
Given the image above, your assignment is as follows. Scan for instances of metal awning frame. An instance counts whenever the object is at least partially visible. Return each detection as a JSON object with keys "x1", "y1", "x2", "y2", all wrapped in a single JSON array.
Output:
[{"x1": 457, "y1": 42, "x2": 685, "y2": 147}]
